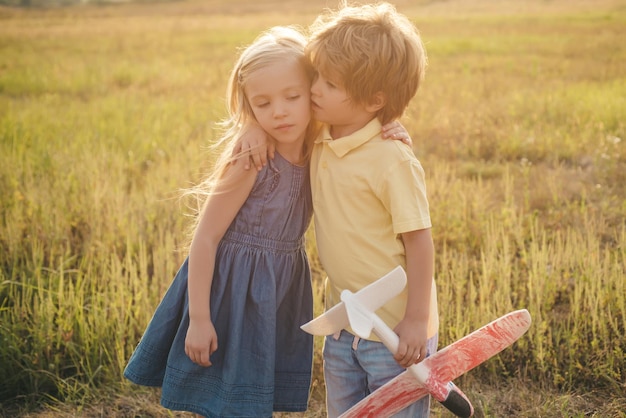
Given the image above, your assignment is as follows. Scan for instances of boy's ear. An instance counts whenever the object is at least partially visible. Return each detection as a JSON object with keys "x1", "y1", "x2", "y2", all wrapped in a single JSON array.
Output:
[{"x1": 365, "y1": 91, "x2": 387, "y2": 112}]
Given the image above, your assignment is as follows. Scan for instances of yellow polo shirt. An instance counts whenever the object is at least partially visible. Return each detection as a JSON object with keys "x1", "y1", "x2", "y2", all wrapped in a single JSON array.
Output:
[{"x1": 310, "y1": 118, "x2": 439, "y2": 340}]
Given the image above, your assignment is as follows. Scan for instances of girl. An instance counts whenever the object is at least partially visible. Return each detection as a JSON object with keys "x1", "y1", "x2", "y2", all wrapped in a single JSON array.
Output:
[{"x1": 124, "y1": 26, "x2": 319, "y2": 417}]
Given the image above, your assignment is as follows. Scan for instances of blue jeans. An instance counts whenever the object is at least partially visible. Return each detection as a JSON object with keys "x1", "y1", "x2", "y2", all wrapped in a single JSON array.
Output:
[{"x1": 323, "y1": 330, "x2": 438, "y2": 418}]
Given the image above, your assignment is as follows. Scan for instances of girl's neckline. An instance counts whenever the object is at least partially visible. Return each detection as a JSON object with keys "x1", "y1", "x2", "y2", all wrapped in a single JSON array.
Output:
[{"x1": 274, "y1": 150, "x2": 306, "y2": 168}]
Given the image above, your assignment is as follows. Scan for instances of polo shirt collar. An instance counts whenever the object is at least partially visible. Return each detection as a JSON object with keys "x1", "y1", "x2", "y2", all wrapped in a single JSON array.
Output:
[{"x1": 315, "y1": 118, "x2": 382, "y2": 158}]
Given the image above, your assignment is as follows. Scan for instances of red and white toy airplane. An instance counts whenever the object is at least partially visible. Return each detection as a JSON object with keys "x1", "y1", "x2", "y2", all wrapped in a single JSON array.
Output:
[{"x1": 301, "y1": 266, "x2": 532, "y2": 418}]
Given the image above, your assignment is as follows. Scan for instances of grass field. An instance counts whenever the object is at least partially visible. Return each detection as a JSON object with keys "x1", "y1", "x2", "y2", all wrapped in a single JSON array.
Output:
[{"x1": 1, "y1": 0, "x2": 625, "y2": 416}]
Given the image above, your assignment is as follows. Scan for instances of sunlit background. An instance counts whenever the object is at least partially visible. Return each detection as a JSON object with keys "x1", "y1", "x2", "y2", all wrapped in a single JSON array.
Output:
[{"x1": 0, "y1": 0, "x2": 624, "y2": 416}]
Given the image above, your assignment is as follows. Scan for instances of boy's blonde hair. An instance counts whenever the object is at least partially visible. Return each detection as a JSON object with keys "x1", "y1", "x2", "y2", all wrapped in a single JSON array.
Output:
[{"x1": 306, "y1": 2, "x2": 427, "y2": 125}]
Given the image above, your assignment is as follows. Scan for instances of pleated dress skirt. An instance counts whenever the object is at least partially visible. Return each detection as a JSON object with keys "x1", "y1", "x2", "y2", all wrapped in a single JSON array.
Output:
[{"x1": 124, "y1": 153, "x2": 314, "y2": 418}]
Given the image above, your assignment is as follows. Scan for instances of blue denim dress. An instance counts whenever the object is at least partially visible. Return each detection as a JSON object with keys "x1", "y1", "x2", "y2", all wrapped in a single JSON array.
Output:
[{"x1": 124, "y1": 152, "x2": 314, "y2": 418}]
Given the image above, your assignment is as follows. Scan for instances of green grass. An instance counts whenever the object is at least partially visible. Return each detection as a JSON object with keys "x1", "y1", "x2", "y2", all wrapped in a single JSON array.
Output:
[{"x1": 1, "y1": 0, "x2": 625, "y2": 416}]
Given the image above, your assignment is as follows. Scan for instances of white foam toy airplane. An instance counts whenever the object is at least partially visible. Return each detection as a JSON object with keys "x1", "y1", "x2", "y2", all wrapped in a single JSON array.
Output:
[{"x1": 301, "y1": 266, "x2": 532, "y2": 418}]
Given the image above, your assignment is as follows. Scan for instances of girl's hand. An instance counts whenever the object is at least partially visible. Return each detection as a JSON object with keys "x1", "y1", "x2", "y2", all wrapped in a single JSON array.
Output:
[
  {"x1": 381, "y1": 120, "x2": 413, "y2": 147},
  {"x1": 393, "y1": 318, "x2": 428, "y2": 368},
  {"x1": 232, "y1": 123, "x2": 275, "y2": 171},
  {"x1": 185, "y1": 317, "x2": 218, "y2": 367}
]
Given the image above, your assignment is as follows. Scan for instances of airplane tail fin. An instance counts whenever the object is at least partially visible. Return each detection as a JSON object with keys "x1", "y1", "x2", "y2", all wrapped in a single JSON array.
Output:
[{"x1": 301, "y1": 266, "x2": 407, "y2": 336}]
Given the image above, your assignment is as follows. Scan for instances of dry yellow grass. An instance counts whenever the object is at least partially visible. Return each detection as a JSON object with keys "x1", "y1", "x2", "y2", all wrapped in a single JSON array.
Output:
[{"x1": 1, "y1": 0, "x2": 624, "y2": 417}]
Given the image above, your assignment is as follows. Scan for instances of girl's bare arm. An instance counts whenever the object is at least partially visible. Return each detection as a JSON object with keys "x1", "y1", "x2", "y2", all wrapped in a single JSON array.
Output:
[{"x1": 185, "y1": 162, "x2": 257, "y2": 367}]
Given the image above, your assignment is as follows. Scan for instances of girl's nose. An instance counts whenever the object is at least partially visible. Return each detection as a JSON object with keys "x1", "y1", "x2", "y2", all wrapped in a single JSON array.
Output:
[{"x1": 273, "y1": 103, "x2": 287, "y2": 118}]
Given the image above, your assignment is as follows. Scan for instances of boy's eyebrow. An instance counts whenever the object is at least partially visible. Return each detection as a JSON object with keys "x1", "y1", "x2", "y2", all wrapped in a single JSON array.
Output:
[{"x1": 316, "y1": 69, "x2": 342, "y2": 85}]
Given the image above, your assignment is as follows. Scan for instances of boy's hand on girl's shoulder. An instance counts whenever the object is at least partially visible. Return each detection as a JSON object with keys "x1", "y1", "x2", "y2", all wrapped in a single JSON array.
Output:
[
  {"x1": 393, "y1": 318, "x2": 428, "y2": 368},
  {"x1": 232, "y1": 123, "x2": 275, "y2": 171},
  {"x1": 381, "y1": 120, "x2": 414, "y2": 147}
]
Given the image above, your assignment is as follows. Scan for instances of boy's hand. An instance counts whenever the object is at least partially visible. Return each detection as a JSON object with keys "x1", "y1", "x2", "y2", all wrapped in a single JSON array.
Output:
[
  {"x1": 382, "y1": 120, "x2": 413, "y2": 147},
  {"x1": 232, "y1": 123, "x2": 275, "y2": 171},
  {"x1": 185, "y1": 317, "x2": 218, "y2": 367},
  {"x1": 393, "y1": 318, "x2": 428, "y2": 368}
]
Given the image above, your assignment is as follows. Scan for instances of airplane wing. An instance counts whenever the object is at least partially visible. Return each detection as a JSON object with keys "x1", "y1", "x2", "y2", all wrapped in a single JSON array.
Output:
[{"x1": 339, "y1": 309, "x2": 532, "y2": 418}]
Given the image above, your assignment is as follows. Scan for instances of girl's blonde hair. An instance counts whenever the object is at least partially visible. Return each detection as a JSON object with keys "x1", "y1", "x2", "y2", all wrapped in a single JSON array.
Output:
[
  {"x1": 184, "y1": 26, "x2": 318, "y2": 242},
  {"x1": 306, "y1": 2, "x2": 427, "y2": 125}
]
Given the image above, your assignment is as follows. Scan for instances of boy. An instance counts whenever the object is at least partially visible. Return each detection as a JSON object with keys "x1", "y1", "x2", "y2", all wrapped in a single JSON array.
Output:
[{"x1": 305, "y1": 3, "x2": 439, "y2": 417}]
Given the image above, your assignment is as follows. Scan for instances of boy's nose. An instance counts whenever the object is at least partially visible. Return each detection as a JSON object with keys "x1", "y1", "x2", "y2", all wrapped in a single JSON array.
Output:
[{"x1": 310, "y1": 78, "x2": 321, "y2": 96}]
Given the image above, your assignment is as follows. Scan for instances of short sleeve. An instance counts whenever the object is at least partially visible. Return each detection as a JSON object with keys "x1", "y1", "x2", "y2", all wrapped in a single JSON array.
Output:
[{"x1": 378, "y1": 158, "x2": 431, "y2": 234}]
